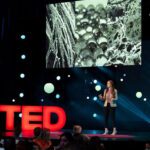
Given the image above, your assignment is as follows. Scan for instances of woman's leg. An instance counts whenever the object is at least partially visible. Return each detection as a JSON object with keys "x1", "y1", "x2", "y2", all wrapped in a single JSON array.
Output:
[
  {"x1": 110, "y1": 107, "x2": 117, "y2": 135},
  {"x1": 103, "y1": 104, "x2": 110, "y2": 135},
  {"x1": 110, "y1": 107, "x2": 116, "y2": 128},
  {"x1": 104, "y1": 106, "x2": 110, "y2": 129}
]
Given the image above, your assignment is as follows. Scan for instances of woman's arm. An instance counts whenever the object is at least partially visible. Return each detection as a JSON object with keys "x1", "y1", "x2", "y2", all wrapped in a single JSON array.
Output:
[
  {"x1": 112, "y1": 89, "x2": 118, "y2": 101},
  {"x1": 98, "y1": 90, "x2": 106, "y2": 101},
  {"x1": 98, "y1": 94, "x2": 105, "y2": 101}
]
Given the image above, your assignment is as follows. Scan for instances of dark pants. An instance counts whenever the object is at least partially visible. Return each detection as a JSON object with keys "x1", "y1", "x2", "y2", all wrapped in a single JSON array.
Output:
[{"x1": 104, "y1": 103, "x2": 116, "y2": 128}]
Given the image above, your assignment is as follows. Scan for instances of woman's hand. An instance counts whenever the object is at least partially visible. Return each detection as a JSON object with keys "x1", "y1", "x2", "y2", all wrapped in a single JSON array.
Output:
[
  {"x1": 111, "y1": 98, "x2": 116, "y2": 103},
  {"x1": 111, "y1": 98, "x2": 115, "y2": 102},
  {"x1": 98, "y1": 94, "x2": 104, "y2": 101},
  {"x1": 110, "y1": 99, "x2": 113, "y2": 103}
]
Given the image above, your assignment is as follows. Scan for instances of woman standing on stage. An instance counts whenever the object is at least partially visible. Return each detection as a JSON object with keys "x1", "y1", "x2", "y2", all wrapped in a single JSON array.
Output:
[{"x1": 98, "y1": 80, "x2": 118, "y2": 135}]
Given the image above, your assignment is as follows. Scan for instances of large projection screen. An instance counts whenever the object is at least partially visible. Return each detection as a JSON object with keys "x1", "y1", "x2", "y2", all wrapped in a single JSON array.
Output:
[{"x1": 46, "y1": 0, "x2": 141, "y2": 68}]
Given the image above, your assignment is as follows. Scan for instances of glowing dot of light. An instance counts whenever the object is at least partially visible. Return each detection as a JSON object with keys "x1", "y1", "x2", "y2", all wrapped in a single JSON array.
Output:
[
  {"x1": 136, "y1": 92, "x2": 142, "y2": 98},
  {"x1": 93, "y1": 96, "x2": 98, "y2": 101},
  {"x1": 19, "y1": 113, "x2": 22, "y2": 118},
  {"x1": 86, "y1": 96, "x2": 90, "y2": 99},
  {"x1": 41, "y1": 99, "x2": 44, "y2": 102},
  {"x1": 123, "y1": 73, "x2": 126, "y2": 77},
  {"x1": 44, "y1": 83, "x2": 55, "y2": 94},
  {"x1": 12, "y1": 99, "x2": 15, "y2": 102},
  {"x1": 95, "y1": 85, "x2": 101, "y2": 91},
  {"x1": 21, "y1": 54, "x2": 26, "y2": 60},
  {"x1": 20, "y1": 73, "x2": 25, "y2": 78},
  {"x1": 93, "y1": 80, "x2": 97, "y2": 84},
  {"x1": 19, "y1": 93, "x2": 24, "y2": 98},
  {"x1": 120, "y1": 78, "x2": 124, "y2": 82},
  {"x1": 93, "y1": 113, "x2": 97, "y2": 118},
  {"x1": 20, "y1": 34, "x2": 26, "y2": 40},
  {"x1": 56, "y1": 76, "x2": 61, "y2": 80},
  {"x1": 56, "y1": 94, "x2": 60, "y2": 99}
]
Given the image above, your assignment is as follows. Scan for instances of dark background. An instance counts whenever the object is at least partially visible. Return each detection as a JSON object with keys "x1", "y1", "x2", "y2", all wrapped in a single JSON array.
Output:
[{"x1": 0, "y1": 0, "x2": 150, "y2": 132}]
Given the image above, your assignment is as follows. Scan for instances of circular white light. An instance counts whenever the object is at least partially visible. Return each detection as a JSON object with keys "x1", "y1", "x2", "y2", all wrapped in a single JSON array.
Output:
[
  {"x1": 20, "y1": 73, "x2": 25, "y2": 78},
  {"x1": 115, "y1": 65, "x2": 118, "y2": 68},
  {"x1": 95, "y1": 85, "x2": 101, "y2": 91},
  {"x1": 68, "y1": 75, "x2": 71, "y2": 78},
  {"x1": 86, "y1": 96, "x2": 90, "y2": 99},
  {"x1": 44, "y1": 83, "x2": 55, "y2": 94},
  {"x1": 120, "y1": 78, "x2": 124, "y2": 82},
  {"x1": 19, "y1": 93, "x2": 24, "y2": 98},
  {"x1": 21, "y1": 54, "x2": 26, "y2": 60},
  {"x1": 144, "y1": 98, "x2": 147, "y2": 101},
  {"x1": 20, "y1": 35, "x2": 26, "y2": 40},
  {"x1": 93, "y1": 80, "x2": 97, "y2": 84},
  {"x1": 136, "y1": 92, "x2": 142, "y2": 98},
  {"x1": 56, "y1": 76, "x2": 61, "y2": 81},
  {"x1": 12, "y1": 99, "x2": 15, "y2": 102}
]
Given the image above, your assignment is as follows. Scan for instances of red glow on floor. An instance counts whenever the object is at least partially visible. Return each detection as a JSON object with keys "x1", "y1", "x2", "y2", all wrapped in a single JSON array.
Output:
[
  {"x1": 3, "y1": 131, "x2": 134, "y2": 139},
  {"x1": 87, "y1": 134, "x2": 134, "y2": 138}
]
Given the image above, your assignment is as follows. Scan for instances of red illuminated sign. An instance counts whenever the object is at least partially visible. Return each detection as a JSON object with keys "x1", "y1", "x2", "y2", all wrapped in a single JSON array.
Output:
[{"x1": 0, "y1": 105, "x2": 66, "y2": 131}]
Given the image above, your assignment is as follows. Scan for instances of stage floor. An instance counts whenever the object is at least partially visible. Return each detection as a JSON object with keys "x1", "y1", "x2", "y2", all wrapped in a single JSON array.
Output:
[{"x1": 2, "y1": 130, "x2": 150, "y2": 141}]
